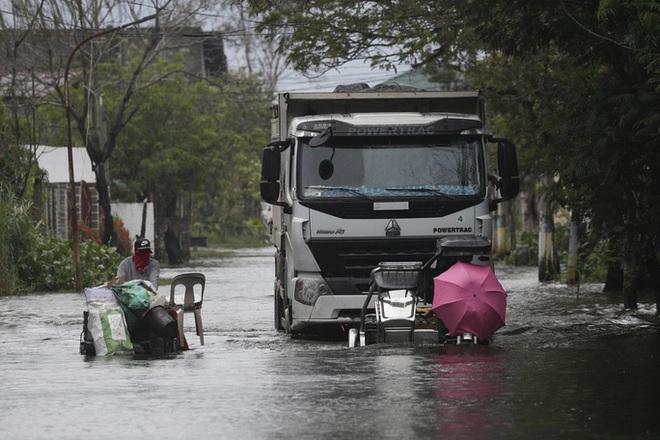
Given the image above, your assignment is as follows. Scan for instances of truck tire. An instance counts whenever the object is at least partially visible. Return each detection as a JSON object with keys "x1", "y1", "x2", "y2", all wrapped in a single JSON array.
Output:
[
  {"x1": 274, "y1": 250, "x2": 287, "y2": 332},
  {"x1": 274, "y1": 279, "x2": 284, "y2": 331},
  {"x1": 284, "y1": 303, "x2": 293, "y2": 334}
]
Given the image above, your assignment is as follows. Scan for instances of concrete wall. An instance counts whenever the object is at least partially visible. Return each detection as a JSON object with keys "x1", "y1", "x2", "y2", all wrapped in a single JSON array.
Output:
[{"x1": 112, "y1": 202, "x2": 155, "y2": 247}]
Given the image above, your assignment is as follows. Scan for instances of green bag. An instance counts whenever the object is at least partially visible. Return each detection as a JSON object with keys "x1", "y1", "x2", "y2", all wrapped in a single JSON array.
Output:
[
  {"x1": 112, "y1": 282, "x2": 153, "y2": 330},
  {"x1": 98, "y1": 308, "x2": 134, "y2": 354},
  {"x1": 85, "y1": 285, "x2": 134, "y2": 356}
]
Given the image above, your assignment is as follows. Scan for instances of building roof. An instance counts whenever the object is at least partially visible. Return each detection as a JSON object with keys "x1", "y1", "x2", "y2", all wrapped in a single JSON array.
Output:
[{"x1": 33, "y1": 145, "x2": 96, "y2": 184}]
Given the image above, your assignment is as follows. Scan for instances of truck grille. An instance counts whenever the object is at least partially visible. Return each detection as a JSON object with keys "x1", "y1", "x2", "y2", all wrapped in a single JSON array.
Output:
[
  {"x1": 308, "y1": 238, "x2": 439, "y2": 296},
  {"x1": 301, "y1": 199, "x2": 480, "y2": 219}
]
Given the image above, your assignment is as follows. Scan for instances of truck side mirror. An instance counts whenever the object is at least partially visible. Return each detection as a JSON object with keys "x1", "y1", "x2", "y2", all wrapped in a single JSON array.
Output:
[
  {"x1": 260, "y1": 143, "x2": 282, "y2": 204},
  {"x1": 497, "y1": 141, "x2": 518, "y2": 178},
  {"x1": 260, "y1": 141, "x2": 292, "y2": 208},
  {"x1": 260, "y1": 181, "x2": 280, "y2": 203},
  {"x1": 488, "y1": 139, "x2": 520, "y2": 211},
  {"x1": 499, "y1": 175, "x2": 520, "y2": 199},
  {"x1": 261, "y1": 144, "x2": 281, "y2": 182},
  {"x1": 497, "y1": 141, "x2": 520, "y2": 200}
]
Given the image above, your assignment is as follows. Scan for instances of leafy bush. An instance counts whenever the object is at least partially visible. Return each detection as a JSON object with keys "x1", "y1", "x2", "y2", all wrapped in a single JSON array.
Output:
[
  {"x1": 519, "y1": 231, "x2": 539, "y2": 257},
  {"x1": 74, "y1": 222, "x2": 102, "y2": 244},
  {"x1": 0, "y1": 188, "x2": 126, "y2": 293},
  {"x1": 109, "y1": 216, "x2": 132, "y2": 257},
  {"x1": 19, "y1": 235, "x2": 124, "y2": 292},
  {"x1": 578, "y1": 239, "x2": 610, "y2": 283},
  {"x1": 0, "y1": 187, "x2": 39, "y2": 295},
  {"x1": 73, "y1": 216, "x2": 132, "y2": 256},
  {"x1": 78, "y1": 240, "x2": 125, "y2": 287}
]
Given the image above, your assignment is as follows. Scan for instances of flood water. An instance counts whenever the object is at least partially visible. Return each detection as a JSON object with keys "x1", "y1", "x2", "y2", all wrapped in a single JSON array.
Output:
[{"x1": 1, "y1": 247, "x2": 660, "y2": 439}]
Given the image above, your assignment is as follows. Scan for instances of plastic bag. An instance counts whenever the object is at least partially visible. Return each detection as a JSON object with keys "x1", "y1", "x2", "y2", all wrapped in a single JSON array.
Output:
[
  {"x1": 111, "y1": 281, "x2": 162, "y2": 331},
  {"x1": 112, "y1": 283, "x2": 152, "y2": 314},
  {"x1": 85, "y1": 285, "x2": 134, "y2": 356}
]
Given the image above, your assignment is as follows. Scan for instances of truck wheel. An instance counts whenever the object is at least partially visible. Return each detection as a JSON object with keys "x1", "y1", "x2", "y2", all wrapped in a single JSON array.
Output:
[
  {"x1": 284, "y1": 304, "x2": 293, "y2": 334},
  {"x1": 274, "y1": 279, "x2": 284, "y2": 331}
]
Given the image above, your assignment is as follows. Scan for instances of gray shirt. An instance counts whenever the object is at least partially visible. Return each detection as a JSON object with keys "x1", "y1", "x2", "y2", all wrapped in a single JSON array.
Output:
[{"x1": 116, "y1": 257, "x2": 160, "y2": 290}]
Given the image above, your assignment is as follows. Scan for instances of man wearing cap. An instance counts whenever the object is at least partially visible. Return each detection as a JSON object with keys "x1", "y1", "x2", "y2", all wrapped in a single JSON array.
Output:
[{"x1": 116, "y1": 238, "x2": 161, "y2": 289}]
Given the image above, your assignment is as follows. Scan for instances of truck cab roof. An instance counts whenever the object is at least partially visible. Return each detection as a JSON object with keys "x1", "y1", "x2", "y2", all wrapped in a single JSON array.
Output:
[{"x1": 291, "y1": 113, "x2": 484, "y2": 138}]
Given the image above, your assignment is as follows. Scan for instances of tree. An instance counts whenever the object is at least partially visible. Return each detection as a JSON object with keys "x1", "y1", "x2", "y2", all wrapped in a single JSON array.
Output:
[
  {"x1": 110, "y1": 65, "x2": 272, "y2": 244},
  {"x1": 0, "y1": 3, "x2": 49, "y2": 200},
  {"x1": 1, "y1": 0, "x2": 222, "y2": 247},
  {"x1": 191, "y1": 73, "x2": 271, "y2": 241},
  {"x1": 110, "y1": 56, "x2": 209, "y2": 213},
  {"x1": 245, "y1": 0, "x2": 660, "y2": 309},
  {"x1": 247, "y1": 0, "x2": 481, "y2": 74},
  {"x1": 215, "y1": 1, "x2": 288, "y2": 90},
  {"x1": 466, "y1": 1, "x2": 660, "y2": 307}
]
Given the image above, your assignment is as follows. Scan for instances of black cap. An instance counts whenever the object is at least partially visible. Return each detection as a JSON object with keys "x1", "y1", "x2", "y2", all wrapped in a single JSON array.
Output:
[{"x1": 134, "y1": 238, "x2": 152, "y2": 252}]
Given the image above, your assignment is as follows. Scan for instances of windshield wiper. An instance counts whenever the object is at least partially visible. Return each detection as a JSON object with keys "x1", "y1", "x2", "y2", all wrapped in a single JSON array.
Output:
[
  {"x1": 305, "y1": 185, "x2": 372, "y2": 200},
  {"x1": 385, "y1": 187, "x2": 456, "y2": 199}
]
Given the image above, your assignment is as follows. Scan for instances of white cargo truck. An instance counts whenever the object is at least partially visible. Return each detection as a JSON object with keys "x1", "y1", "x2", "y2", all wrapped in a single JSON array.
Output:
[{"x1": 260, "y1": 86, "x2": 519, "y2": 335}]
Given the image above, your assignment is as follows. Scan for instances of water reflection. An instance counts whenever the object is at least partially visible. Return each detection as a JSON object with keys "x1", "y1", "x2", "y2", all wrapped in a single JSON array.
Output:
[
  {"x1": 2, "y1": 251, "x2": 660, "y2": 439},
  {"x1": 371, "y1": 351, "x2": 419, "y2": 438},
  {"x1": 433, "y1": 345, "x2": 506, "y2": 439}
]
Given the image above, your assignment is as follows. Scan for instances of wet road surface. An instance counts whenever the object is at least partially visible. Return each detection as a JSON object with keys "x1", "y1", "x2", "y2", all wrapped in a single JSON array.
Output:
[{"x1": 1, "y1": 247, "x2": 659, "y2": 439}]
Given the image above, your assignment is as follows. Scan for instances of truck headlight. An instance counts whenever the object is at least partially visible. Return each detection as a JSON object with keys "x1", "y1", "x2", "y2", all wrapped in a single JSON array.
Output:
[{"x1": 293, "y1": 276, "x2": 330, "y2": 306}]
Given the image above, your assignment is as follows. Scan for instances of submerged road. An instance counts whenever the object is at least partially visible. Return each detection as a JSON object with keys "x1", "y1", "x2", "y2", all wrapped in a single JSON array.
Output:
[{"x1": 1, "y1": 246, "x2": 659, "y2": 439}]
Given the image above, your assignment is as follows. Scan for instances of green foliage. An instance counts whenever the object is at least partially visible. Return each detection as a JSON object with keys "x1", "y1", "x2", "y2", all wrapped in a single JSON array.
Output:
[
  {"x1": 112, "y1": 69, "x2": 271, "y2": 240},
  {"x1": 0, "y1": 187, "x2": 40, "y2": 295},
  {"x1": 0, "y1": 189, "x2": 124, "y2": 293},
  {"x1": 519, "y1": 231, "x2": 539, "y2": 260},
  {"x1": 579, "y1": 241, "x2": 610, "y2": 283},
  {"x1": 471, "y1": 40, "x2": 658, "y2": 262},
  {"x1": 110, "y1": 56, "x2": 209, "y2": 210},
  {"x1": 0, "y1": 138, "x2": 43, "y2": 200},
  {"x1": 1, "y1": 185, "x2": 122, "y2": 294},
  {"x1": 78, "y1": 240, "x2": 124, "y2": 288},
  {"x1": 32, "y1": 43, "x2": 272, "y2": 246},
  {"x1": 19, "y1": 235, "x2": 123, "y2": 292},
  {"x1": 247, "y1": 0, "x2": 660, "y2": 295},
  {"x1": 101, "y1": 216, "x2": 132, "y2": 257},
  {"x1": 248, "y1": 0, "x2": 481, "y2": 73}
]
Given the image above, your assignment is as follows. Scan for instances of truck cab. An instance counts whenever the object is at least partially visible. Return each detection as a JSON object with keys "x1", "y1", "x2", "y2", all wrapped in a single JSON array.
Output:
[{"x1": 261, "y1": 88, "x2": 518, "y2": 334}]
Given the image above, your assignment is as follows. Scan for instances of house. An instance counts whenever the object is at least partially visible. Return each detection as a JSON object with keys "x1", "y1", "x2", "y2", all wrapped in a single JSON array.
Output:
[
  {"x1": 33, "y1": 145, "x2": 155, "y2": 245},
  {"x1": 33, "y1": 145, "x2": 99, "y2": 240}
]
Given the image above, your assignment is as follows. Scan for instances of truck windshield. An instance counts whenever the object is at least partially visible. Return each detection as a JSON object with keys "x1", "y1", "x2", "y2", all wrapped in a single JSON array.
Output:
[{"x1": 299, "y1": 136, "x2": 483, "y2": 199}]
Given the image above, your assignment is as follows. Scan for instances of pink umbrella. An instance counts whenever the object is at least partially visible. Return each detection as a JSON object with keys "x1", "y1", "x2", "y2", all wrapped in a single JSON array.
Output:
[{"x1": 432, "y1": 261, "x2": 507, "y2": 341}]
